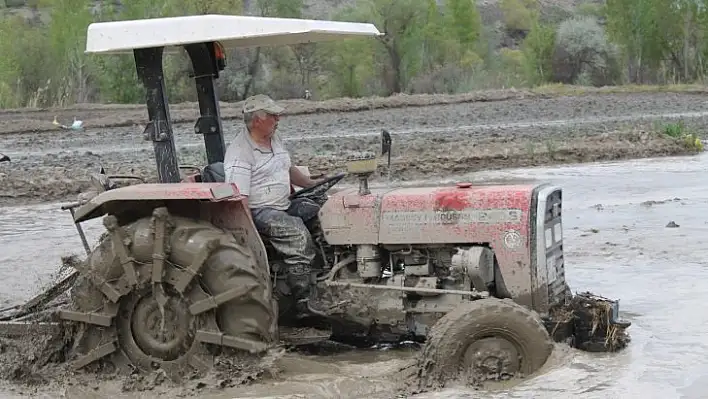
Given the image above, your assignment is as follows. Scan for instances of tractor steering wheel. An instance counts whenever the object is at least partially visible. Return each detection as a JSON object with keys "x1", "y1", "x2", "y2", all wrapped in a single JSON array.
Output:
[{"x1": 290, "y1": 172, "x2": 347, "y2": 199}]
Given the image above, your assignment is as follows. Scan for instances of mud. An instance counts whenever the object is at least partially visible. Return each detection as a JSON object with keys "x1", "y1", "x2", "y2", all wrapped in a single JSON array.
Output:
[
  {"x1": 1, "y1": 91, "x2": 707, "y2": 206},
  {"x1": 2, "y1": 91, "x2": 708, "y2": 398},
  {"x1": 1, "y1": 87, "x2": 707, "y2": 135},
  {"x1": 0, "y1": 328, "x2": 287, "y2": 398},
  {"x1": 0, "y1": 318, "x2": 419, "y2": 399},
  {"x1": 0, "y1": 89, "x2": 545, "y2": 135},
  {"x1": 3, "y1": 152, "x2": 708, "y2": 397}
]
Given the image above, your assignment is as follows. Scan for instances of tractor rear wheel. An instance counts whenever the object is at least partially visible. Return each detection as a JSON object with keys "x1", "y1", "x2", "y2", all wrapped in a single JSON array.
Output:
[
  {"x1": 64, "y1": 207, "x2": 277, "y2": 379},
  {"x1": 418, "y1": 298, "x2": 553, "y2": 389}
]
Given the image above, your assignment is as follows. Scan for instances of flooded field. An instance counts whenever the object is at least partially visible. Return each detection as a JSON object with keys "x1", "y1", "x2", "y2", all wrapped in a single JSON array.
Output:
[
  {"x1": 1, "y1": 153, "x2": 708, "y2": 398},
  {"x1": 1, "y1": 91, "x2": 708, "y2": 398}
]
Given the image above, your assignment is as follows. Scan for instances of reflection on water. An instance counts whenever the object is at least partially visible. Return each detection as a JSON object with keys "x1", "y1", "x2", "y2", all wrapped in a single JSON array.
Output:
[{"x1": 2, "y1": 153, "x2": 708, "y2": 398}]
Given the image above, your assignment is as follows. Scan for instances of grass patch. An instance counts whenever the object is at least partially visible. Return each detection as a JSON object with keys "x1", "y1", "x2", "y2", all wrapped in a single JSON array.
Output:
[{"x1": 655, "y1": 120, "x2": 704, "y2": 152}]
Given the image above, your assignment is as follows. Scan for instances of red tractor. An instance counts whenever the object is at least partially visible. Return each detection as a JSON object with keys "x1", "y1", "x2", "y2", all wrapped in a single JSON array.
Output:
[{"x1": 0, "y1": 14, "x2": 630, "y2": 388}]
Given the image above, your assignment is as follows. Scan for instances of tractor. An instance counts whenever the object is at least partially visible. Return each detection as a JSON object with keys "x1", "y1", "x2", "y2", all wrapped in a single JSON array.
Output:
[{"x1": 0, "y1": 14, "x2": 630, "y2": 389}]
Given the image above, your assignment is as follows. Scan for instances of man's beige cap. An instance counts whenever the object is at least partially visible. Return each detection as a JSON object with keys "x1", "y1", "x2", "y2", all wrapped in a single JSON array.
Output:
[{"x1": 242, "y1": 94, "x2": 285, "y2": 115}]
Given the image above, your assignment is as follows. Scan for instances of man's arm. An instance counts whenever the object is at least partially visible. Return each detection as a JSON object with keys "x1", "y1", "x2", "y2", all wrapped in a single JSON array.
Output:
[
  {"x1": 289, "y1": 165, "x2": 321, "y2": 188},
  {"x1": 226, "y1": 159, "x2": 252, "y2": 208}
]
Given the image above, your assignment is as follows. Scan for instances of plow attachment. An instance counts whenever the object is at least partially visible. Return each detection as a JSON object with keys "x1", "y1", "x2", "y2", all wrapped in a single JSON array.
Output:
[{"x1": 0, "y1": 257, "x2": 80, "y2": 340}]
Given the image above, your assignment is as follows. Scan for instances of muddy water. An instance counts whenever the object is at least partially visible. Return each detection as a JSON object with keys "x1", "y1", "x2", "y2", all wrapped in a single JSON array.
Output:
[
  {"x1": 452, "y1": 154, "x2": 708, "y2": 399},
  {"x1": 2, "y1": 153, "x2": 708, "y2": 398},
  {"x1": 0, "y1": 205, "x2": 103, "y2": 308}
]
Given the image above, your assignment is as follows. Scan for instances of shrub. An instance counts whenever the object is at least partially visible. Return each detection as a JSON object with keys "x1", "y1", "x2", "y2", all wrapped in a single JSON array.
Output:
[
  {"x1": 657, "y1": 120, "x2": 704, "y2": 152},
  {"x1": 552, "y1": 16, "x2": 621, "y2": 86},
  {"x1": 499, "y1": 48, "x2": 525, "y2": 74},
  {"x1": 409, "y1": 63, "x2": 472, "y2": 94},
  {"x1": 500, "y1": 0, "x2": 535, "y2": 33}
]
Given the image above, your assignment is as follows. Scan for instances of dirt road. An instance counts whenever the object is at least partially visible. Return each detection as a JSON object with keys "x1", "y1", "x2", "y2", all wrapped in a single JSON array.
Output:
[
  {"x1": 0, "y1": 90, "x2": 706, "y2": 206},
  {"x1": 2, "y1": 152, "x2": 708, "y2": 398}
]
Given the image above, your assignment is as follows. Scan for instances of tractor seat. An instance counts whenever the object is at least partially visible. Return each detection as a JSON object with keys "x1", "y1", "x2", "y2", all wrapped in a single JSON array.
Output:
[{"x1": 202, "y1": 162, "x2": 226, "y2": 183}]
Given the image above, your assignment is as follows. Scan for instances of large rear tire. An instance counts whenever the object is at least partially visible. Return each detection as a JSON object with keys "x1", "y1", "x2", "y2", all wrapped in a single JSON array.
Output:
[
  {"x1": 418, "y1": 298, "x2": 553, "y2": 389},
  {"x1": 64, "y1": 207, "x2": 277, "y2": 379}
]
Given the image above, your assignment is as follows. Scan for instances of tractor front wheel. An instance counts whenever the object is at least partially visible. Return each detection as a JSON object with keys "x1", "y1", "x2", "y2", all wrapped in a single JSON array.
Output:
[
  {"x1": 418, "y1": 298, "x2": 553, "y2": 389},
  {"x1": 65, "y1": 207, "x2": 277, "y2": 379}
]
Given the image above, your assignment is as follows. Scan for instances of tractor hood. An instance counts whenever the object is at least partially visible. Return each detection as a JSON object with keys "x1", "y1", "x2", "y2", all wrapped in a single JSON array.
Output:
[{"x1": 320, "y1": 182, "x2": 545, "y2": 246}]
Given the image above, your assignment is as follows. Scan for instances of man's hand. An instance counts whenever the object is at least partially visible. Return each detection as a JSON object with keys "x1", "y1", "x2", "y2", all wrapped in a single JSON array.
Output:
[
  {"x1": 308, "y1": 176, "x2": 326, "y2": 187},
  {"x1": 289, "y1": 165, "x2": 321, "y2": 188}
]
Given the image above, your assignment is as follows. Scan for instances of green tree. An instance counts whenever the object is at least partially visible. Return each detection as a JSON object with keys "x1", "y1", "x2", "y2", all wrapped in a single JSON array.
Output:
[
  {"x1": 258, "y1": 0, "x2": 301, "y2": 17},
  {"x1": 223, "y1": 0, "x2": 307, "y2": 100},
  {"x1": 341, "y1": 0, "x2": 430, "y2": 94},
  {"x1": 42, "y1": 0, "x2": 95, "y2": 105},
  {"x1": 319, "y1": 38, "x2": 376, "y2": 98},
  {"x1": 0, "y1": 15, "x2": 50, "y2": 107},
  {"x1": 444, "y1": 0, "x2": 482, "y2": 50},
  {"x1": 604, "y1": 0, "x2": 691, "y2": 82},
  {"x1": 522, "y1": 20, "x2": 556, "y2": 84},
  {"x1": 91, "y1": 0, "x2": 162, "y2": 104},
  {"x1": 415, "y1": 0, "x2": 484, "y2": 76},
  {"x1": 164, "y1": 0, "x2": 242, "y2": 16},
  {"x1": 419, "y1": 0, "x2": 445, "y2": 68}
]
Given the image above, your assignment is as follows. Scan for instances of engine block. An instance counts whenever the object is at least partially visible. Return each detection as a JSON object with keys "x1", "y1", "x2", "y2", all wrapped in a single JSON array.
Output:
[{"x1": 316, "y1": 244, "x2": 493, "y2": 339}]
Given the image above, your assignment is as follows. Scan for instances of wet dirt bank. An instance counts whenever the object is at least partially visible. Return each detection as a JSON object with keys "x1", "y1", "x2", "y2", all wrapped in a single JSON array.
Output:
[
  {"x1": 3, "y1": 152, "x2": 708, "y2": 398},
  {"x1": 0, "y1": 89, "x2": 540, "y2": 135},
  {"x1": 2, "y1": 85, "x2": 706, "y2": 135},
  {"x1": 0, "y1": 128, "x2": 698, "y2": 207},
  {"x1": 1, "y1": 90, "x2": 707, "y2": 206}
]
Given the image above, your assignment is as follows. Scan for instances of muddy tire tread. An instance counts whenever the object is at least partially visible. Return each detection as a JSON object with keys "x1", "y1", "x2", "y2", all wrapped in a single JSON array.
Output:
[
  {"x1": 68, "y1": 208, "x2": 276, "y2": 377},
  {"x1": 419, "y1": 297, "x2": 553, "y2": 388}
]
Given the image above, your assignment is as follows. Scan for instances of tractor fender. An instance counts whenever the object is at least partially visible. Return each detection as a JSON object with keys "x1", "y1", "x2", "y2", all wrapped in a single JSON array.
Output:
[
  {"x1": 72, "y1": 182, "x2": 268, "y2": 280},
  {"x1": 73, "y1": 182, "x2": 245, "y2": 223}
]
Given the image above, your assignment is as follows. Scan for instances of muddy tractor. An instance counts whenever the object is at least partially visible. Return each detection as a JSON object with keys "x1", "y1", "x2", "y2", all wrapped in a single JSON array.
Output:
[{"x1": 0, "y1": 15, "x2": 630, "y2": 388}]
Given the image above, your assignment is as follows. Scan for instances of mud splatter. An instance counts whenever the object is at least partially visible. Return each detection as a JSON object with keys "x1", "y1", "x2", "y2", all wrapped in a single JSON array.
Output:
[{"x1": 0, "y1": 332, "x2": 288, "y2": 398}]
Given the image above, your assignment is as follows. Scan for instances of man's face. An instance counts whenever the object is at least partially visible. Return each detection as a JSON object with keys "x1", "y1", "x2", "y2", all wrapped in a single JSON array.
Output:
[{"x1": 255, "y1": 112, "x2": 279, "y2": 137}]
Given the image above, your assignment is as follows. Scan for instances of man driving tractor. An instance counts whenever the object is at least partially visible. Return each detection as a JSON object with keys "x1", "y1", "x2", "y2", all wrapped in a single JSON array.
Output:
[{"x1": 224, "y1": 94, "x2": 324, "y2": 315}]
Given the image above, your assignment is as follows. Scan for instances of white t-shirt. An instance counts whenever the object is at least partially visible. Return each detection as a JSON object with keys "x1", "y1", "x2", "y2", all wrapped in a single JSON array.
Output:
[{"x1": 224, "y1": 131, "x2": 292, "y2": 211}]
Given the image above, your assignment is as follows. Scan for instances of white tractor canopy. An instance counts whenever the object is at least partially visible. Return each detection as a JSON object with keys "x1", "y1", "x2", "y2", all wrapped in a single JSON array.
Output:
[{"x1": 85, "y1": 14, "x2": 383, "y2": 54}]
